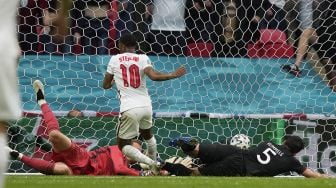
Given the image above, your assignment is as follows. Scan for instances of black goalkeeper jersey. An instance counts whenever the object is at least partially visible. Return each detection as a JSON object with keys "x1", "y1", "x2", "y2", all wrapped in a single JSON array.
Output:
[{"x1": 244, "y1": 142, "x2": 306, "y2": 176}]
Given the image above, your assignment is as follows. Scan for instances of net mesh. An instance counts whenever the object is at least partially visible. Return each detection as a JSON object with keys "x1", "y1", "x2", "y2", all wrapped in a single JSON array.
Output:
[{"x1": 8, "y1": 0, "x2": 336, "y2": 175}]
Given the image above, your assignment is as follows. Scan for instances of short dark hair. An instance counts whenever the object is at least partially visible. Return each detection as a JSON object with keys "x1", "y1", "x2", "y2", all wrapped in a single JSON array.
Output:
[
  {"x1": 67, "y1": 109, "x2": 84, "y2": 117},
  {"x1": 283, "y1": 135, "x2": 305, "y2": 154},
  {"x1": 119, "y1": 33, "x2": 137, "y2": 48}
]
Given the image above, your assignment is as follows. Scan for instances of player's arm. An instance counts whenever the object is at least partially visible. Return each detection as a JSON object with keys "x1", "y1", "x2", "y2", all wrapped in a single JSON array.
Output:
[
  {"x1": 144, "y1": 65, "x2": 186, "y2": 81},
  {"x1": 103, "y1": 73, "x2": 114, "y2": 89},
  {"x1": 301, "y1": 168, "x2": 329, "y2": 178},
  {"x1": 7, "y1": 148, "x2": 71, "y2": 175}
]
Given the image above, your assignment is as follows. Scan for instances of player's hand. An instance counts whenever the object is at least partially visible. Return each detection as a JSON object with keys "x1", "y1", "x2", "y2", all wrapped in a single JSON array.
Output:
[
  {"x1": 173, "y1": 66, "x2": 186, "y2": 78},
  {"x1": 165, "y1": 156, "x2": 177, "y2": 163},
  {"x1": 172, "y1": 156, "x2": 193, "y2": 168},
  {"x1": 179, "y1": 157, "x2": 193, "y2": 168},
  {"x1": 165, "y1": 156, "x2": 193, "y2": 168}
]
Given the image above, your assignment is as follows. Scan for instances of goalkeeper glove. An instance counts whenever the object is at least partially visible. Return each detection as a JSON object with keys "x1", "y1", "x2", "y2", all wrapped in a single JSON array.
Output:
[{"x1": 165, "y1": 156, "x2": 193, "y2": 168}]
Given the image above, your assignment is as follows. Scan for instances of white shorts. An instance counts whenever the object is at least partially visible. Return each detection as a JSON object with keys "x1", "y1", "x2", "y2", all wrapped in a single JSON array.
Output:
[
  {"x1": 0, "y1": 55, "x2": 21, "y2": 120},
  {"x1": 299, "y1": 0, "x2": 314, "y2": 29},
  {"x1": 116, "y1": 106, "x2": 152, "y2": 139}
]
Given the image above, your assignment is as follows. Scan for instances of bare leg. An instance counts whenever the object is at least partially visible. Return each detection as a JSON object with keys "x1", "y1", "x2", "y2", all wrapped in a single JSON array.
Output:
[{"x1": 294, "y1": 28, "x2": 316, "y2": 68}]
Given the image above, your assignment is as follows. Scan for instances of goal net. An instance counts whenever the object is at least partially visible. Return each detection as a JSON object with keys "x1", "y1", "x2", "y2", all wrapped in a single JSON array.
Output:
[{"x1": 8, "y1": 0, "x2": 336, "y2": 176}]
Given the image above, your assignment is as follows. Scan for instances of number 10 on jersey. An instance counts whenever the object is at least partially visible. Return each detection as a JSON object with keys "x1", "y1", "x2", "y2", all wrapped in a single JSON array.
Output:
[{"x1": 120, "y1": 64, "x2": 141, "y2": 88}]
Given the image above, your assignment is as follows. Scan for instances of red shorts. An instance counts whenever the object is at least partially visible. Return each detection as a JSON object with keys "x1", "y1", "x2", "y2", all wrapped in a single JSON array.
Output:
[{"x1": 52, "y1": 143, "x2": 91, "y2": 175}]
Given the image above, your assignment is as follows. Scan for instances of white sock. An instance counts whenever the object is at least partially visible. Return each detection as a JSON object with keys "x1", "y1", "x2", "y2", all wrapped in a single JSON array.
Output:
[
  {"x1": 38, "y1": 99, "x2": 47, "y2": 106},
  {"x1": 122, "y1": 145, "x2": 155, "y2": 166},
  {"x1": 145, "y1": 136, "x2": 158, "y2": 161},
  {"x1": 0, "y1": 134, "x2": 8, "y2": 188}
]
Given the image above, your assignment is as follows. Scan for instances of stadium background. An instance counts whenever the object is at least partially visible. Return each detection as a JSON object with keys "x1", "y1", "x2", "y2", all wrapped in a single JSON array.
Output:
[
  {"x1": 8, "y1": 0, "x2": 336, "y2": 180},
  {"x1": 10, "y1": 55, "x2": 336, "y2": 175}
]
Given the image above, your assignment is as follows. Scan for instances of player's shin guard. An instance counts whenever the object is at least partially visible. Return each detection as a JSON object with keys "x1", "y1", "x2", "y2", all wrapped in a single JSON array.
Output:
[
  {"x1": 162, "y1": 162, "x2": 192, "y2": 176},
  {"x1": 0, "y1": 134, "x2": 8, "y2": 188},
  {"x1": 122, "y1": 145, "x2": 155, "y2": 166},
  {"x1": 40, "y1": 103, "x2": 60, "y2": 134},
  {"x1": 145, "y1": 136, "x2": 158, "y2": 161},
  {"x1": 20, "y1": 156, "x2": 55, "y2": 175}
]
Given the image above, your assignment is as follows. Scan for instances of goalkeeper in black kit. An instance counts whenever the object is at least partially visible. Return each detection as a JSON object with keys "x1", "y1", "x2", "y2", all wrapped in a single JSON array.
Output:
[{"x1": 163, "y1": 135, "x2": 329, "y2": 178}]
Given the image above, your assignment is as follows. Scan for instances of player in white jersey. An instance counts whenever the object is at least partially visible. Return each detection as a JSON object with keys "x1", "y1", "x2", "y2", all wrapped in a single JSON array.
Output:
[
  {"x1": 0, "y1": 0, "x2": 21, "y2": 187},
  {"x1": 103, "y1": 34, "x2": 186, "y2": 174}
]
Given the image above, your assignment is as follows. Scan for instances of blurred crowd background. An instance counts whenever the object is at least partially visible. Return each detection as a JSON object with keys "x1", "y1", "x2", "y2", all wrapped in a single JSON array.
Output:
[
  {"x1": 16, "y1": 0, "x2": 334, "y2": 55},
  {"x1": 17, "y1": 0, "x2": 336, "y2": 87}
]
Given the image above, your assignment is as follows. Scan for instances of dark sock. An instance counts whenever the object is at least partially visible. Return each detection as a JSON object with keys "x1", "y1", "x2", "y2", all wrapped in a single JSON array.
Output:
[
  {"x1": 36, "y1": 90, "x2": 45, "y2": 101},
  {"x1": 9, "y1": 150, "x2": 19, "y2": 160},
  {"x1": 36, "y1": 136, "x2": 53, "y2": 152},
  {"x1": 162, "y1": 162, "x2": 192, "y2": 176}
]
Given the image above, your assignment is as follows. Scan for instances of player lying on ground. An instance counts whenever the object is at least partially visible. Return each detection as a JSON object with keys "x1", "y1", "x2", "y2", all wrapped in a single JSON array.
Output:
[
  {"x1": 163, "y1": 136, "x2": 328, "y2": 178},
  {"x1": 6, "y1": 139, "x2": 147, "y2": 176},
  {"x1": 6, "y1": 80, "x2": 149, "y2": 176}
]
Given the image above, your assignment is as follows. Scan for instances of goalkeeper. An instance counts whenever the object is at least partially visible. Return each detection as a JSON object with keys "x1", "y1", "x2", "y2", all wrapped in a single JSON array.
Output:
[
  {"x1": 7, "y1": 80, "x2": 147, "y2": 176},
  {"x1": 163, "y1": 136, "x2": 328, "y2": 178}
]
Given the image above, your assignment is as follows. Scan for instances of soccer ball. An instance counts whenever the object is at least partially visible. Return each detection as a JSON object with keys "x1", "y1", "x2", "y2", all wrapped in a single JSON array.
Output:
[{"x1": 230, "y1": 134, "x2": 250, "y2": 149}]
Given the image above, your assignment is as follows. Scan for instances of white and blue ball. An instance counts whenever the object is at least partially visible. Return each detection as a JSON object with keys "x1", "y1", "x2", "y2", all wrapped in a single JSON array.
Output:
[{"x1": 230, "y1": 134, "x2": 250, "y2": 149}]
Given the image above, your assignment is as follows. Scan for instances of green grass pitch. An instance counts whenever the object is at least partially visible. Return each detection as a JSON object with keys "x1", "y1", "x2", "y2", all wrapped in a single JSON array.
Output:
[{"x1": 5, "y1": 176, "x2": 336, "y2": 188}]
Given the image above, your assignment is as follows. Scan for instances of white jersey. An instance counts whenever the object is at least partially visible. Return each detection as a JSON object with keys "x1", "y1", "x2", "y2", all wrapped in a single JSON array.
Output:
[
  {"x1": 298, "y1": 0, "x2": 314, "y2": 29},
  {"x1": 151, "y1": 0, "x2": 187, "y2": 31},
  {"x1": 106, "y1": 53, "x2": 153, "y2": 112},
  {"x1": 268, "y1": 0, "x2": 285, "y2": 9},
  {"x1": 0, "y1": 0, "x2": 21, "y2": 120}
]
